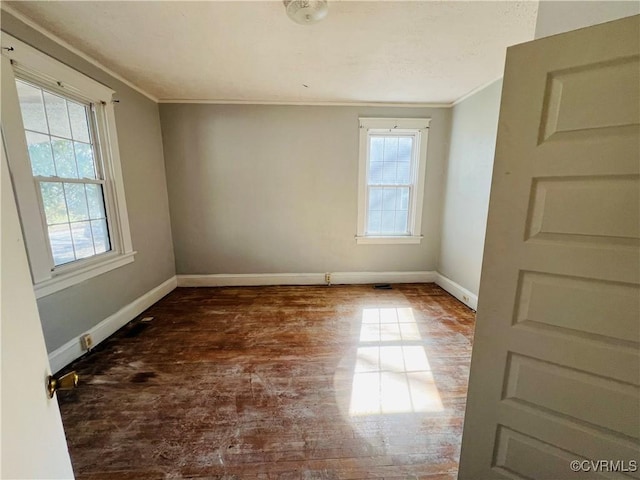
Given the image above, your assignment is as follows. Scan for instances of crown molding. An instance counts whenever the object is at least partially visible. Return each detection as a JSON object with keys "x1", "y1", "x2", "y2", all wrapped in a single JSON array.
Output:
[
  {"x1": 1, "y1": 4, "x2": 159, "y2": 103},
  {"x1": 158, "y1": 98, "x2": 454, "y2": 108}
]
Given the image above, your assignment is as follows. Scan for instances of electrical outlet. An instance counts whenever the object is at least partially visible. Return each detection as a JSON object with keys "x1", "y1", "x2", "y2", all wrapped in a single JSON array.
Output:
[
  {"x1": 80, "y1": 333, "x2": 94, "y2": 351},
  {"x1": 325, "y1": 273, "x2": 331, "y2": 285}
]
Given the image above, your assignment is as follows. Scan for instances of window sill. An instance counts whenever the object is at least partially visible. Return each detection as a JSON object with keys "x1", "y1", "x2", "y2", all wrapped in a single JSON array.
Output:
[
  {"x1": 34, "y1": 251, "x2": 136, "y2": 299},
  {"x1": 355, "y1": 235, "x2": 423, "y2": 245}
]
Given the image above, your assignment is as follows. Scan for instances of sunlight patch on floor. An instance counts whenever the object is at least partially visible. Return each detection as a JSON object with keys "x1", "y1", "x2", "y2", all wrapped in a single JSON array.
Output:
[{"x1": 349, "y1": 307, "x2": 444, "y2": 416}]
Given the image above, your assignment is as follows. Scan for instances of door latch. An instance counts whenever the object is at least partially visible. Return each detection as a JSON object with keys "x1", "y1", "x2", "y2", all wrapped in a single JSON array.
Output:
[{"x1": 46, "y1": 371, "x2": 78, "y2": 398}]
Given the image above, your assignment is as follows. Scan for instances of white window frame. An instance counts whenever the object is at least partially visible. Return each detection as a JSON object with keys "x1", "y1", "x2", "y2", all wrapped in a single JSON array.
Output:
[
  {"x1": 356, "y1": 117, "x2": 430, "y2": 245},
  {"x1": 1, "y1": 32, "x2": 135, "y2": 298}
]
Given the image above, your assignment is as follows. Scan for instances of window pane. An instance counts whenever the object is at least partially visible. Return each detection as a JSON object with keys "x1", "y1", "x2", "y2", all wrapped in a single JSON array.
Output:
[
  {"x1": 26, "y1": 131, "x2": 55, "y2": 177},
  {"x1": 398, "y1": 137, "x2": 412, "y2": 162},
  {"x1": 40, "y1": 182, "x2": 68, "y2": 225},
  {"x1": 52, "y1": 138, "x2": 78, "y2": 178},
  {"x1": 367, "y1": 186, "x2": 411, "y2": 236},
  {"x1": 370, "y1": 137, "x2": 384, "y2": 162},
  {"x1": 367, "y1": 210, "x2": 382, "y2": 234},
  {"x1": 48, "y1": 224, "x2": 75, "y2": 265},
  {"x1": 68, "y1": 101, "x2": 91, "y2": 143},
  {"x1": 74, "y1": 142, "x2": 96, "y2": 179},
  {"x1": 397, "y1": 162, "x2": 411, "y2": 184},
  {"x1": 70, "y1": 221, "x2": 95, "y2": 259},
  {"x1": 86, "y1": 184, "x2": 106, "y2": 219},
  {"x1": 43, "y1": 91, "x2": 72, "y2": 138},
  {"x1": 395, "y1": 211, "x2": 409, "y2": 233},
  {"x1": 16, "y1": 80, "x2": 48, "y2": 134},
  {"x1": 382, "y1": 188, "x2": 397, "y2": 210},
  {"x1": 382, "y1": 162, "x2": 397, "y2": 183},
  {"x1": 64, "y1": 183, "x2": 89, "y2": 221},
  {"x1": 399, "y1": 188, "x2": 410, "y2": 210},
  {"x1": 381, "y1": 211, "x2": 395, "y2": 233},
  {"x1": 369, "y1": 188, "x2": 383, "y2": 211},
  {"x1": 369, "y1": 162, "x2": 383, "y2": 184},
  {"x1": 91, "y1": 219, "x2": 110, "y2": 254},
  {"x1": 383, "y1": 137, "x2": 398, "y2": 162}
]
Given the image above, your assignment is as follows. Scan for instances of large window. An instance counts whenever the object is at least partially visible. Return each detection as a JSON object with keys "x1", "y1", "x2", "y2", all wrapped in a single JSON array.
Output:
[
  {"x1": 2, "y1": 32, "x2": 134, "y2": 298},
  {"x1": 356, "y1": 118, "x2": 430, "y2": 244},
  {"x1": 16, "y1": 79, "x2": 111, "y2": 266}
]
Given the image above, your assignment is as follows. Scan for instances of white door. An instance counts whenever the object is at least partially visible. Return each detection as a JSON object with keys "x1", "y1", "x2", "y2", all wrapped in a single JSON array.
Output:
[
  {"x1": 1, "y1": 100, "x2": 74, "y2": 476},
  {"x1": 459, "y1": 15, "x2": 639, "y2": 479}
]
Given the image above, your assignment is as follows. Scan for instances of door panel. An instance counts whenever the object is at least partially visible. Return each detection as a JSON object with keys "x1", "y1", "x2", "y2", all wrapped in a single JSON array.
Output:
[
  {"x1": 459, "y1": 15, "x2": 640, "y2": 479},
  {"x1": 1, "y1": 58, "x2": 74, "y2": 478}
]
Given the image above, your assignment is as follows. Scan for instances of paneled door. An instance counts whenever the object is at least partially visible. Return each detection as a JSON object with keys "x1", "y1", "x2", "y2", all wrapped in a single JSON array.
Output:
[
  {"x1": 1, "y1": 54, "x2": 75, "y2": 478},
  {"x1": 459, "y1": 15, "x2": 639, "y2": 479}
]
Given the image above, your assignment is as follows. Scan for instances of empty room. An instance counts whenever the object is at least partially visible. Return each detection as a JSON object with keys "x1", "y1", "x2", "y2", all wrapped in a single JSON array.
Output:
[{"x1": 1, "y1": 1, "x2": 638, "y2": 479}]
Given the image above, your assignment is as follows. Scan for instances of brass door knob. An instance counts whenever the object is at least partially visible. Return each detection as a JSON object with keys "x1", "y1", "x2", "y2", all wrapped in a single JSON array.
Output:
[{"x1": 47, "y1": 371, "x2": 78, "y2": 398}]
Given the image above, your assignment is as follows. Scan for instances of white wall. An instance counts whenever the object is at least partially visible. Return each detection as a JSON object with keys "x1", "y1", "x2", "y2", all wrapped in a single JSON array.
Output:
[
  {"x1": 535, "y1": 0, "x2": 639, "y2": 38},
  {"x1": 438, "y1": 80, "x2": 503, "y2": 297},
  {"x1": 160, "y1": 104, "x2": 451, "y2": 275}
]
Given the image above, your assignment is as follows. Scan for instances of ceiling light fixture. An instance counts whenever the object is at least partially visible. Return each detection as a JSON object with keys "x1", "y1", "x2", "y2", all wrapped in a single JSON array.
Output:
[{"x1": 283, "y1": 0, "x2": 328, "y2": 25}]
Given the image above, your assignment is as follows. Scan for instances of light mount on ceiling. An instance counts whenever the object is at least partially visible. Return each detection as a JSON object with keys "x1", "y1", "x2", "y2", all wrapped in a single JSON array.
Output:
[{"x1": 283, "y1": 0, "x2": 328, "y2": 25}]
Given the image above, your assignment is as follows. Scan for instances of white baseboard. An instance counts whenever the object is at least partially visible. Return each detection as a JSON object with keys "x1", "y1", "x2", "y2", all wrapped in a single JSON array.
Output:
[
  {"x1": 177, "y1": 273, "x2": 324, "y2": 287},
  {"x1": 177, "y1": 271, "x2": 436, "y2": 287},
  {"x1": 331, "y1": 271, "x2": 436, "y2": 284},
  {"x1": 435, "y1": 273, "x2": 478, "y2": 310},
  {"x1": 48, "y1": 276, "x2": 177, "y2": 373}
]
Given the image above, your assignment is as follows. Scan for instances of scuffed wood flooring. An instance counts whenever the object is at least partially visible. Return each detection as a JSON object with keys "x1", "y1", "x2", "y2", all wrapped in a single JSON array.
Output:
[{"x1": 57, "y1": 284, "x2": 475, "y2": 479}]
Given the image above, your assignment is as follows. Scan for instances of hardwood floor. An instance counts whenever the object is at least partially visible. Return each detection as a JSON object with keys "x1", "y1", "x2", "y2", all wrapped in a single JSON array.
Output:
[{"x1": 57, "y1": 284, "x2": 475, "y2": 479}]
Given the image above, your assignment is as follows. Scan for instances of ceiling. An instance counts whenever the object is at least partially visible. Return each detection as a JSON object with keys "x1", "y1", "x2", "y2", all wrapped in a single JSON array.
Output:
[{"x1": 4, "y1": 1, "x2": 539, "y2": 105}]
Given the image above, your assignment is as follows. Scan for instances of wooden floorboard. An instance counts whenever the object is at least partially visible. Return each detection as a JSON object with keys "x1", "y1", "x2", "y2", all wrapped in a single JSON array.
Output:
[{"x1": 57, "y1": 283, "x2": 475, "y2": 479}]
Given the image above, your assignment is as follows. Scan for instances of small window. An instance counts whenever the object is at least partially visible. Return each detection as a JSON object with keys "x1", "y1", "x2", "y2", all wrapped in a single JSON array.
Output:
[
  {"x1": 2, "y1": 32, "x2": 134, "y2": 298},
  {"x1": 356, "y1": 118, "x2": 430, "y2": 244}
]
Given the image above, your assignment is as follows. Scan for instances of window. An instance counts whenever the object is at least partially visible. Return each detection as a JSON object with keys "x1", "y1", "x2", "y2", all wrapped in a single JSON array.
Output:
[
  {"x1": 16, "y1": 79, "x2": 111, "y2": 266},
  {"x1": 356, "y1": 118, "x2": 430, "y2": 244},
  {"x1": 2, "y1": 33, "x2": 134, "y2": 298}
]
